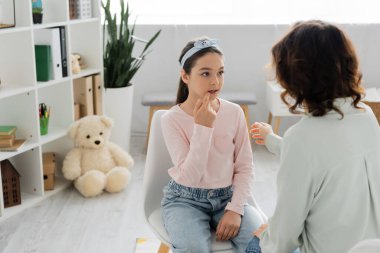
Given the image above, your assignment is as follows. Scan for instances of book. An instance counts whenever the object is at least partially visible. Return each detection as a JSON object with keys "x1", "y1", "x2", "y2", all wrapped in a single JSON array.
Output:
[
  {"x1": 134, "y1": 238, "x2": 172, "y2": 253},
  {"x1": 0, "y1": 126, "x2": 16, "y2": 136},
  {"x1": 0, "y1": 135, "x2": 15, "y2": 147},
  {"x1": 59, "y1": 26, "x2": 68, "y2": 77},
  {"x1": 0, "y1": 139, "x2": 26, "y2": 152},
  {"x1": 0, "y1": 134, "x2": 16, "y2": 140},
  {"x1": 34, "y1": 28, "x2": 63, "y2": 80},
  {"x1": 35, "y1": 45, "x2": 52, "y2": 81}
]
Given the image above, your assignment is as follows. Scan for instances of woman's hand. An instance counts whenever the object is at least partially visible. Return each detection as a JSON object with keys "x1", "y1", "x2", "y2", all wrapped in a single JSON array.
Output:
[
  {"x1": 253, "y1": 223, "x2": 268, "y2": 237},
  {"x1": 193, "y1": 93, "x2": 217, "y2": 128},
  {"x1": 216, "y1": 210, "x2": 242, "y2": 241},
  {"x1": 250, "y1": 122, "x2": 273, "y2": 145}
]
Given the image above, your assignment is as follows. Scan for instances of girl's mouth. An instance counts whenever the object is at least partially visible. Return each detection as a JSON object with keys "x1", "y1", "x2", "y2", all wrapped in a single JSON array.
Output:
[{"x1": 208, "y1": 89, "x2": 219, "y2": 94}]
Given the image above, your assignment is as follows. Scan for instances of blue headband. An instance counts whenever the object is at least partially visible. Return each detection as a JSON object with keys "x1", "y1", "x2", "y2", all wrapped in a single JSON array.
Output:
[{"x1": 180, "y1": 39, "x2": 220, "y2": 68}]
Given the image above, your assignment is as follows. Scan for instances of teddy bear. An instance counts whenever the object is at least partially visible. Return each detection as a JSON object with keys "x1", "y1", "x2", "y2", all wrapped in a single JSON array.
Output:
[
  {"x1": 71, "y1": 54, "x2": 81, "y2": 74},
  {"x1": 62, "y1": 115, "x2": 134, "y2": 197}
]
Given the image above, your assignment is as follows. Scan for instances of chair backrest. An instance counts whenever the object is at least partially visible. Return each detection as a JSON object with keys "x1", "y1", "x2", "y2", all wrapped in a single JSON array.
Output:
[
  {"x1": 347, "y1": 239, "x2": 380, "y2": 253},
  {"x1": 143, "y1": 110, "x2": 172, "y2": 219}
]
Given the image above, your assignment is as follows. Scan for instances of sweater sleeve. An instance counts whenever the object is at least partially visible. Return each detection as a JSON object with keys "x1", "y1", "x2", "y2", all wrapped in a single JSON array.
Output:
[
  {"x1": 265, "y1": 133, "x2": 282, "y2": 156},
  {"x1": 161, "y1": 113, "x2": 214, "y2": 184},
  {"x1": 259, "y1": 136, "x2": 315, "y2": 253},
  {"x1": 225, "y1": 108, "x2": 254, "y2": 215}
]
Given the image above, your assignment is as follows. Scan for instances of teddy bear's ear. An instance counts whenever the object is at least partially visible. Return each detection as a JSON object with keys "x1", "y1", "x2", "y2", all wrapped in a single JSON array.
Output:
[
  {"x1": 68, "y1": 120, "x2": 81, "y2": 139},
  {"x1": 100, "y1": 115, "x2": 114, "y2": 128}
]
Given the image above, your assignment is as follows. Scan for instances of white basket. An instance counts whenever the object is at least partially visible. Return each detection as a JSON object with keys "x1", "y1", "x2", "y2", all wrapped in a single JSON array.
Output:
[{"x1": 75, "y1": 0, "x2": 92, "y2": 19}]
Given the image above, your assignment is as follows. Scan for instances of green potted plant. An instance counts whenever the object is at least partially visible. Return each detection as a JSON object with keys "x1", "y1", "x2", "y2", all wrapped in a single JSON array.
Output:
[
  {"x1": 32, "y1": 0, "x2": 43, "y2": 24},
  {"x1": 101, "y1": 0, "x2": 161, "y2": 151},
  {"x1": 102, "y1": 0, "x2": 161, "y2": 88}
]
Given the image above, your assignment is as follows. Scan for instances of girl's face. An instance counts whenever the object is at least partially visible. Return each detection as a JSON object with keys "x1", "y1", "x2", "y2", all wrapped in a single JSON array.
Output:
[{"x1": 181, "y1": 52, "x2": 224, "y2": 101}]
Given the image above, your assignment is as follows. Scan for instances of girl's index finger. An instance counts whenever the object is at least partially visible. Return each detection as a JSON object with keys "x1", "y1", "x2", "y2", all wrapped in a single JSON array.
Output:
[{"x1": 194, "y1": 99, "x2": 203, "y2": 114}]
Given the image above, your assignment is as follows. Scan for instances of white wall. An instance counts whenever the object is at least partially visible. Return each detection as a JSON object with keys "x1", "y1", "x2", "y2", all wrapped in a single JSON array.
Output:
[{"x1": 129, "y1": 24, "x2": 380, "y2": 135}]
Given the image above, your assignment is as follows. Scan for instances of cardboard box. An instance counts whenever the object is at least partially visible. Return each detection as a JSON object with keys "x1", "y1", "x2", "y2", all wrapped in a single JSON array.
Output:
[{"x1": 43, "y1": 152, "x2": 56, "y2": 190}]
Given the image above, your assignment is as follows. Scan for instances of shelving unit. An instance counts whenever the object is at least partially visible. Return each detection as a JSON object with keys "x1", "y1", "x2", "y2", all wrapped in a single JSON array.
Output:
[{"x1": 0, "y1": 0, "x2": 103, "y2": 221}]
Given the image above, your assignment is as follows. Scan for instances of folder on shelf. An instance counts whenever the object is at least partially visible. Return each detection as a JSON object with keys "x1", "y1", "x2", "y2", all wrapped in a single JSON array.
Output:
[
  {"x1": 92, "y1": 74, "x2": 103, "y2": 115},
  {"x1": 74, "y1": 103, "x2": 80, "y2": 121},
  {"x1": 34, "y1": 28, "x2": 63, "y2": 80},
  {"x1": 59, "y1": 26, "x2": 68, "y2": 77},
  {"x1": 73, "y1": 76, "x2": 94, "y2": 117},
  {"x1": 42, "y1": 152, "x2": 56, "y2": 190},
  {"x1": 35, "y1": 45, "x2": 51, "y2": 81}
]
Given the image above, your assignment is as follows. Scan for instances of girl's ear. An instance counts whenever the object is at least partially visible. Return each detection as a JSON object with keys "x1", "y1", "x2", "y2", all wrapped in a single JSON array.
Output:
[{"x1": 180, "y1": 69, "x2": 190, "y2": 84}]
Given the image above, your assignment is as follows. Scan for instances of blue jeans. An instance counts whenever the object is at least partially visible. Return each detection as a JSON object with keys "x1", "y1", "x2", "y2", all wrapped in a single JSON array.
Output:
[
  {"x1": 245, "y1": 236, "x2": 301, "y2": 253},
  {"x1": 162, "y1": 180, "x2": 264, "y2": 253}
]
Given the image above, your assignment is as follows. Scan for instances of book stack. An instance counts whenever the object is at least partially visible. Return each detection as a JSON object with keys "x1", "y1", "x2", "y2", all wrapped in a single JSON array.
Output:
[
  {"x1": 0, "y1": 125, "x2": 26, "y2": 152},
  {"x1": 0, "y1": 126, "x2": 16, "y2": 148}
]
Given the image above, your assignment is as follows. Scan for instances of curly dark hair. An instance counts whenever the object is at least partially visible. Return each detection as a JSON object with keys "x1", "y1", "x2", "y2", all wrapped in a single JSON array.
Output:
[
  {"x1": 176, "y1": 37, "x2": 223, "y2": 104},
  {"x1": 271, "y1": 20, "x2": 364, "y2": 117}
]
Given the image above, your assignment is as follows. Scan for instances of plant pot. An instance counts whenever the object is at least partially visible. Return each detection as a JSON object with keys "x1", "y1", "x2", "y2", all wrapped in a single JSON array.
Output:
[
  {"x1": 104, "y1": 85, "x2": 134, "y2": 152},
  {"x1": 33, "y1": 13, "x2": 43, "y2": 24}
]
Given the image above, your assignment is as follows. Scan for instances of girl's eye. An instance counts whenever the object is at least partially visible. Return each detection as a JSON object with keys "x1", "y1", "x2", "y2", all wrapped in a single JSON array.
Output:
[
  {"x1": 86, "y1": 135, "x2": 90, "y2": 139},
  {"x1": 100, "y1": 132, "x2": 103, "y2": 135},
  {"x1": 201, "y1": 72, "x2": 209, "y2": 77},
  {"x1": 218, "y1": 71, "x2": 224, "y2": 76}
]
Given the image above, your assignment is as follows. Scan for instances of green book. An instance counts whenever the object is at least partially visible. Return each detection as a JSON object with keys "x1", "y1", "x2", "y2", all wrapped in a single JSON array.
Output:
[
  {"x1": 0, "y1": 126, "x2": 16, "y2": 136},
  {"x1": 35, "y1": 45, "x2": 52, "y2": 81}
]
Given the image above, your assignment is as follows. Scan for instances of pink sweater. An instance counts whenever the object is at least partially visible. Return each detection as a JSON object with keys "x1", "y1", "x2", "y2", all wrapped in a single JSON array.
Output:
[{"x1": 161, "y1": 99, "x2": 254, "y2": 215}]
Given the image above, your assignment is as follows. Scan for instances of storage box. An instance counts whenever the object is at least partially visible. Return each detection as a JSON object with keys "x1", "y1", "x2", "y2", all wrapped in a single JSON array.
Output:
[
  {"x1": 42, "y1": 152, "x2": 56, "y2": 190},
  {"x1": 75, "y1": 0, "x2": 92, "y2": 19},
  {"x1": 69, "y1": 0, "x2": 77, "y2": 19}
]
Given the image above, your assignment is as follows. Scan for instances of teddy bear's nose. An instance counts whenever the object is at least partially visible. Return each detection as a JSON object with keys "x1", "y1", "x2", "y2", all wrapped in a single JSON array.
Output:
[{"x1": 95, "y1": 140, "x2": 101, "y2": 145}]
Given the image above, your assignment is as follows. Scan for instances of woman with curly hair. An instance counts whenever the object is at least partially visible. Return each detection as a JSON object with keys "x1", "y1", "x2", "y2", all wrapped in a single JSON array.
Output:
[{"x1": 247, "y1": 20, "x2": 380, "y2": 253}]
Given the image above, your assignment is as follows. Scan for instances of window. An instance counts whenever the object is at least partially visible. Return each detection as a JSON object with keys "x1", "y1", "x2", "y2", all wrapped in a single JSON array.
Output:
[{"x1": 105, "y1": 0, "x2": 380, "y2": 24}]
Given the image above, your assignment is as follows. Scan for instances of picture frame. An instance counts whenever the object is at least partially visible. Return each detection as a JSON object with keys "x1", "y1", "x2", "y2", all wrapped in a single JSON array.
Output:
[{"x1": 0, "y1": 0, "x2": 16, "y2": 29}]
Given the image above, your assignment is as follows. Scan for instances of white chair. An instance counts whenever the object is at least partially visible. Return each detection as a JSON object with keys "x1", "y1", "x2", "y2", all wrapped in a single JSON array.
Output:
[
  {"x1": 143, "y1": 110, "x2": 267, "y2": 253},
  {"x1": 347, "y1": 239, "x2": 380, "y2": 253}
]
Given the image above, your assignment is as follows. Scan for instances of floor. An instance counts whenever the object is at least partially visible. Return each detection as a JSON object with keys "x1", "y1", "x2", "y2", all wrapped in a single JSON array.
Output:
[{"x1": 0, "y1": 134, "x2": 279, "y2": 253}]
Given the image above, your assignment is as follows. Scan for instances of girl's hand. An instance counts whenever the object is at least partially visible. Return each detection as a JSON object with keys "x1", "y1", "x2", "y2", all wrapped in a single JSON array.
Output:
[
  {"x1": 250, "y1": 122, "x2": 273, "y2": 145},
  {"x1": 216, "y1": 210, "x2": 242, "y2": 241},
  {"x1": 253, "y1": 223, "x2": 268, "y2": 237},
  {"x1": 193, "y1": 93, "x2": 217, "y2": 128}
]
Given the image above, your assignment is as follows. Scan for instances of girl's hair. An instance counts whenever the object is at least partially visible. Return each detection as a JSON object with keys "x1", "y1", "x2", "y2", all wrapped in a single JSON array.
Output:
[
  {"x1": 271, "y1": 20, "x2": 364, "y2": 117},
  {"x1": 176, "y1": 38, "x2": 223, "y2": 104}
]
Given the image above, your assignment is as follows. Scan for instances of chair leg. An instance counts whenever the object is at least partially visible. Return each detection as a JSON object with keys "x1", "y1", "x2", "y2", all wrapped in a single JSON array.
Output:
[
  {"x1": 267, "y1": 112, "x2": 273, "y2": 124},
  {"x1": 157, "y1": 242, "x2": 170, "y2": 253},
  {"x1": 273, "y1": 116, "x2": 281, "y2": 134},
  {"x1": 146, "y1": 106, "x2": 155, "y2": 148},
  {"x1": 240, "y1": 104, "x2": 250, "y2": 130}
]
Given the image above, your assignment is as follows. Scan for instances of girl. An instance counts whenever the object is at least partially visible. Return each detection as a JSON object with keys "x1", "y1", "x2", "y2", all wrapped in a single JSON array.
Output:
[
  {"x1": 161, "y1": 38, "x2": 265, "y2": 253},
  {"x1": 247, "y1": 20, "x2": 380, "y2": 253}
]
